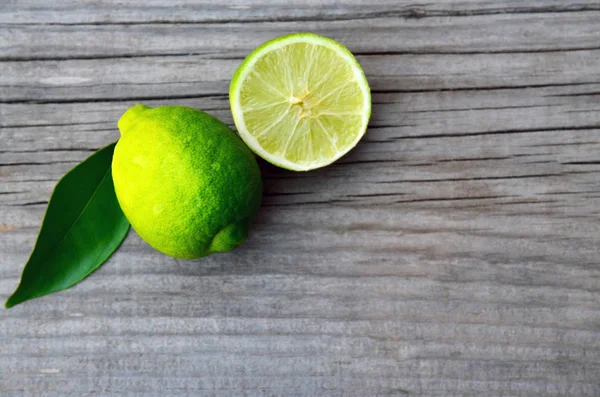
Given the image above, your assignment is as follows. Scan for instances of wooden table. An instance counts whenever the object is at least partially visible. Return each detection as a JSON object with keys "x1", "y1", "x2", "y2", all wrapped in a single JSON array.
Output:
[{"x1": 1, "y1": 2, "x2": 599, "y2": 396}]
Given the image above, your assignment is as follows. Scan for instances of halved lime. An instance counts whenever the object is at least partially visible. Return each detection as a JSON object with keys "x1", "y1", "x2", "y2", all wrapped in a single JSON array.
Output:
[{"x1": 229, "y1": 33, "x2": 371, "y2": 171}]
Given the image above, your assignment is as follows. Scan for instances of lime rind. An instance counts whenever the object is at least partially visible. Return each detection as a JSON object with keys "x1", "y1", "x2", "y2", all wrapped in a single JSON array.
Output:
[
  {"x1": 230, "y1": 33, "x2": 371, "y2": 171},
  {"x1": 113, "y1": 105, "x2": 262, "y2": 259}
]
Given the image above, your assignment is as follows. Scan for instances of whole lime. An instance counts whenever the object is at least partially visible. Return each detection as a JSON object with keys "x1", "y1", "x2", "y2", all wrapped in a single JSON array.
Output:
[{"x1": 112, "y1": 105, "x2": 262, "y2": 259}]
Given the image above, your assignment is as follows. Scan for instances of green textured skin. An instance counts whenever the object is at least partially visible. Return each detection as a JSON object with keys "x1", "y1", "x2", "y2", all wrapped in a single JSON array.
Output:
[{"x1": 112, "y1": 105, "x2": 263, "y2": 259}]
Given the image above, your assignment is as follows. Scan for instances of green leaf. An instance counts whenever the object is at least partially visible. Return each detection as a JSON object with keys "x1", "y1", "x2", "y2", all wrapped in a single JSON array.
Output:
[{"x1": 5, "y1": 142, "x2": 130, "y2": 308}]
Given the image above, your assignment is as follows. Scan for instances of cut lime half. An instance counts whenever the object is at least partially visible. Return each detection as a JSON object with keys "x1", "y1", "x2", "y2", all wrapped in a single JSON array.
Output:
[{"x1": 230, "y1": 33, "x2": 371, "y2": 171}]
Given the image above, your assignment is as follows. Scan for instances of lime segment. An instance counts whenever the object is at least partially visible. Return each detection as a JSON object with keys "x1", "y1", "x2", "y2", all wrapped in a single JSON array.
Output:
[{"x1": 230, "y1": 33, "x2": 371, "y2": 171}]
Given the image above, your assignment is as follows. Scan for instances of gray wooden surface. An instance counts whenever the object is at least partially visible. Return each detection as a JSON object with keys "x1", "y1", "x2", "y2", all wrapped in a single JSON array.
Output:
[{"x1": 1, "y1": 1, "x2": 600, "y2": 396}]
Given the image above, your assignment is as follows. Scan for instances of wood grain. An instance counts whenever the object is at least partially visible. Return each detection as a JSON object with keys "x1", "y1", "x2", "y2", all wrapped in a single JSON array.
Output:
[{"x1": 1, "y1": 1, "x2": 599, "y2": 396}]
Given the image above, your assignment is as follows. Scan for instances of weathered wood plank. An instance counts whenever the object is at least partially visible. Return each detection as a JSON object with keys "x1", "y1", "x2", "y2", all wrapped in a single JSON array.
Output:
[
  {"x1": 1, "y1": 204, "x2": 600, "y2": 396},
  {"x1": 3, "y1": 50, "x2": 600, "y2": 102},
  {"x1": 1, "y1": 1, "x2": 600, "y2": 397},
  {"x1": 2, "y1": 0, "x2": 599, "y2": 25},
  {"x1": 3, "y1": 12, "x2": 600, "y2": 61}
]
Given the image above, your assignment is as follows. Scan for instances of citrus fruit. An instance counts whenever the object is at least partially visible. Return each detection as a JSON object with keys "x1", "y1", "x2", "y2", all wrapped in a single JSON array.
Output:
[
  {"x1": 229, "y1": 33, "x2": 371, "y2": 171},
  {"x1": 112, "y1": 105, "x2": 262, "y2": 259}
]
